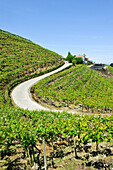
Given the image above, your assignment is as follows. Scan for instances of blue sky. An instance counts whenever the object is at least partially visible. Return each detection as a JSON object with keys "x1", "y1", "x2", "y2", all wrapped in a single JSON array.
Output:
[{"x1": 0, "y1": 0, "x2": 113, "y2": 64}]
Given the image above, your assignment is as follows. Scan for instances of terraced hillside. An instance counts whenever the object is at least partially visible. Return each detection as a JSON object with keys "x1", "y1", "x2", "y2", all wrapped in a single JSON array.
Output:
[
  {"x1": 0, "y1": 30, "x2": 113, "y2": 169},
  {"x1": 33, "y1": 64, "x2": 113, "y2": 113},
  {"x1": 0, "y1": 29, "x2": 64, "y2": 106}
]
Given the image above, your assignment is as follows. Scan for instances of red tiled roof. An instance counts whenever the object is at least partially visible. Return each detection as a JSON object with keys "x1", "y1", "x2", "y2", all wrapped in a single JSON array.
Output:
[{"x1": 75, "y1": 54, "x2": 86, "y2": 58}]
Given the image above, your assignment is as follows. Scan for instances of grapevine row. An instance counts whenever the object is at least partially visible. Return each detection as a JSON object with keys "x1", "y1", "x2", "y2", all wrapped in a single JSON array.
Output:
[
  {"x1": 33, "y1": 65, "x2": 113, "y2": 113},
  {"x1": 0, "y1": 106, "x2": 113, "y2": 168}
]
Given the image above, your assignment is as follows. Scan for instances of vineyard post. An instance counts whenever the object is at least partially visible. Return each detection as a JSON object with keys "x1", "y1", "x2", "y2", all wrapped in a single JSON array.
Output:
[
  {"x1": 32, "y1": 146, "x2": 36, "y2": 170},
  {"x1": 82, "y1": 104, "x2": 83, "y2": 112},
  {"x1": 103, "y1": 107, "x2": 105, "y2": 114},
  {"x1": 73, "y1": 135, "x2": 78, "y2": 158},
  {"x1": 51, "y1": 139, "x2": 55, "y2": 168},
  {"x1": 89, "y1": 105, "x2": 90, "y2": 113},
  {"x1": 88, "y1": 105, "x2": 89, "y2": 112},
  {"x1": 43, "y1": 137, "x2": 47, "y2": 170},
  {"x1": 96, "y1": 107, "x2": 98, "y2": 114},
  {"x1": 109, "y1": 108, "x2": 111, "y2": 113},
  {"x1": 28, "y1": 148, "x2": 32, "y2": 165},
  {"x1": 96, "y1": 141, "x2": 99, "y2": 152}
]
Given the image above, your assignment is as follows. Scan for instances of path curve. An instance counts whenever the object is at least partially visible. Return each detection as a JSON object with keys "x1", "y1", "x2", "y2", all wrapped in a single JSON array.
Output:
[{"x1": 11, "y1": 61, "x2": 72, "y2": 112}]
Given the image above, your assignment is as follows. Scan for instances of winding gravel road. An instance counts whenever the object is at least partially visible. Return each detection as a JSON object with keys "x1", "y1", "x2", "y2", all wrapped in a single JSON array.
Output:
[{"x1": 11, "y1": 61, "x2": 72, "y2": 112}]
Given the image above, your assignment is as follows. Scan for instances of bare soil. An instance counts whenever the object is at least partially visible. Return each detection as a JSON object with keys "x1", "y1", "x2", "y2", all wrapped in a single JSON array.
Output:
[{"x1": 1, "y1": 138, "x2": 113, "y2": 169}]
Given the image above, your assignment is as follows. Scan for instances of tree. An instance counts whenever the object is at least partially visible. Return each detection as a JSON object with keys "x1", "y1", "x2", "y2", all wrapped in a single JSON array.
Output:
[
  {"x1": 87, "y1": 61, "x2": 92, "y2": 65},
  {"x1": 72, "y1": 59, "x2": 77, "y2": 65},
  {"x1": 110, "y1": 63, "x2": 113, "y2": 67},
  {"x1": 75, "y1": 57, "x2": 83, "y2": 64},
  {"x1": 66, "y1": 52, "x2": 74, "y2": 63}
]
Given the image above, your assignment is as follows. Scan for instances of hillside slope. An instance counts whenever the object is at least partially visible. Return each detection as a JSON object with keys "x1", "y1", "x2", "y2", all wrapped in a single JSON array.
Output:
[
  {"x1": 33, "y1": 65, "x2": 113, "y2": 113},
  {"x1": 0, "y1": 30, "x2": 113, "y2": 169},
  {"x1": 0, "y1": 29, "x2": 64, "y2": 106}
]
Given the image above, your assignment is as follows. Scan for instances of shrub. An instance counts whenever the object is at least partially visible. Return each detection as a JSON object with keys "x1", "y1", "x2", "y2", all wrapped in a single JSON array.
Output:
[
  {"x1": 72, "y1": 59, "x2": 77, "y2": 65},
  {"x1": 110, "y1": 63, "x2": 113, "y2": 67},
  {"x1": 75, "y1": 57, "x2": 83, "y2": 64},
  {"x1": 87, "y1": 61, "x2": 92, "y2": 65}
]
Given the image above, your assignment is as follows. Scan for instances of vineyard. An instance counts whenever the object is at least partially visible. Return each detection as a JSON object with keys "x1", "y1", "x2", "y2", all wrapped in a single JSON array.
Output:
[
  {"x1": 0, "y1": 29, "x2": 64, "y2": 107},
  {"x1": 0, "y1": 106, "x2": 113, "y2": 169},
  {"x1": 33, "y1": 64, "x2": 113, "y2": 114},
  {"x1": 0, "y1": 29, "x2": 113, "y2": 169}
]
